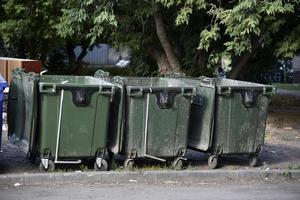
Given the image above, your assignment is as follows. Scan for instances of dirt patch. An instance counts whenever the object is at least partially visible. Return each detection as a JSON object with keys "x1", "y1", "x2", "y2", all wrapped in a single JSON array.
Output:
[{"x1": 0, "y1": 130, "x2": 37, "y2": 174}]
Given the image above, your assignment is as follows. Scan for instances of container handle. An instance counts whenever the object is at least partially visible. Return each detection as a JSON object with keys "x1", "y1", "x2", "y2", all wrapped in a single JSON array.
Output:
[
  {"x1": 94, "y1": 70, "x2": 110, "y2": 78},
  {"x1": 112, "y1": 76, "x2": 124, "y2": 84},
  {"x1": 39, "y1": 83, "x2": 57, "y2": 94},
  {"x1": 198, "y1": 76, "x2": 214, "y2": 84},
  {"x1": 40, "y1": 70, "x2": 48, "y2": 75},
  {"x1": 217, "y1": 86, "x2": 231, "y2": 95},
  {"x1": 12, "y1": 75, "x2": 21, "y2": 80},
  {"x1": 181, "y1": 87, "x2": 197, "y2": 97},
  {"x1": 127, "y1": 88, "x2": 144, "y2": 97},
  {"x1": 28, "y1": 72, "x2": 37, "y2": 82},
  {"x1": 262, "y1": 87, "x2": 276, "y2": 96},
  {"x1": 165, "y1": 72, "x2": 186, "y2": 78},
  {"x1": 241, "y1": 91, "x2": 258, "y2": 108},
  {"x1": 99, "y1": 86, "x2": 115, "y2": 95}
]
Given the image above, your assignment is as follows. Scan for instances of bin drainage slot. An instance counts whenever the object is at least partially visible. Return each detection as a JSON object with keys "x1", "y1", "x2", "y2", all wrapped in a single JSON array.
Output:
[
  {"x1": 154, "y1": 91, "x2": 177, "y2": 109},
  {"x1": 144, "y1": 93, "x2": 166, "y2": 162},
  {"x1": 241, "y1": 91, "x2": 258, "y2": 107},
  {"x1": 54, "y1": 89, "x2": 82, "y2": 165}
]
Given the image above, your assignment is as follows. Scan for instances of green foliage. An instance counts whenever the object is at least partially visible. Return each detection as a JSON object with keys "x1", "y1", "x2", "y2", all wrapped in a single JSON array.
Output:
[
  {"x1": 275, "y1": 24, "x2": 300, "y2": 58},
  {"x1": 158, "y1": 0, "x2": 300, "y2": 79},
  {"x1": 198, "y1": 25, "x2": 220, "y2": 51},
  {"x1": 176, "y1": 6, "x2": 193, "y2": 26},
  {"x1": 202, "y1": 0, "x2": 299, "y2": 58},
  {"x1": 1, "y1": 0, "x2": 300, "y2": 78},
  {"x1": 56, "y1": 0, "x2": 117, "y2": 46},
  {"x1": 0, "y1": 0, "x2": 63, "y2": 58},
  {"x1": 0, "y1": 0, "x2": 118, "y2": 71}
]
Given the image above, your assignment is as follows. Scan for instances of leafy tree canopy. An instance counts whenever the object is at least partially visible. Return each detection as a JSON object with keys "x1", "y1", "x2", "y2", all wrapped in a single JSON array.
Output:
[{"x1": 0, "y1": 0, "x2": 299, "y2": 79}]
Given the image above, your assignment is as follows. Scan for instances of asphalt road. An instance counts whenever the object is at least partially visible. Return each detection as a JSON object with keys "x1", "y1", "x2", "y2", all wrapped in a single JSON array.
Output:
[{"x1": 0, "y1": 182, "x2": 299, "y2": 200}]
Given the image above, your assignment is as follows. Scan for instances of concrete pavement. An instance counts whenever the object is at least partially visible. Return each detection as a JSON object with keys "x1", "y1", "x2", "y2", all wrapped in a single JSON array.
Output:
[
  {"x1": 0, "y1": 169, "x2": 299, "y2": 186},
  {"x1": 1, "y1": 181, "x2": 299, "y2": 200}
]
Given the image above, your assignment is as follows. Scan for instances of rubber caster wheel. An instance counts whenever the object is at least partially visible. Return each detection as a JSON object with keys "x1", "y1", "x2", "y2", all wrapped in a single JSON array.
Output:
[
  {"x1": 249, "y1": 154, "x2": 258, "y2": 167},
  {"x1": 39, "y1": 160, "x2": 55, "y2": 172},
  {"x1": 208, "y1": 155, "x2": 218, "y2": 169},
  {"x1": 171, "y1": 158, "x2": 183, "y2": 170},
  {"x1": 94, "y1": 158, "x2": 108, "y2": 171},
  {"x1": 124, "y1": 159, "x2": 134, "y2": 170}
]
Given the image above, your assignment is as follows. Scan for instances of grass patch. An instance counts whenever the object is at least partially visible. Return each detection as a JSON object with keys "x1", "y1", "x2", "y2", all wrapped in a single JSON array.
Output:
[
  {"x1": 272, "y1": 83, "x2": 300, "y2": 91},
  {"x1": 281, "y1": 134, "x2": 295, "y2": 142},
  {"x1": 270, "y1": 95, "x2": 300, "y2": 107},
  {"x1": 288, "y1": 165, "x2": 300, "y2": 170}
]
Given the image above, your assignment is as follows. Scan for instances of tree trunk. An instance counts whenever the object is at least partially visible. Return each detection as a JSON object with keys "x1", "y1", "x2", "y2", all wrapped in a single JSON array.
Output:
[
  {"x1": 40, "y1": 40, "x2": 49, "y2": 63},
  {"x1": 66, "y1": 41, "x2": 77, "y2": 72},
  {"x1": 76, "y1": 47, "x2": 87, "y2": 63},
  {"x1": 229, "y1": 39, "x2": 261, "y2": 79},
  {"x1": 228, "y1": 53, "x2": 252, "y2": 79},
  {"x1": 153, "y1": 3, "x2": 181, "y2": 73},
  {"x1": 193, "y1": 49, "x2": 208, "y2": 70},
  {"x1": 147, "y1": 45, "x2": 172, "y2": 74},
  {"x1": 17, "y1": 38, "x2": 26, "y2": 58}
]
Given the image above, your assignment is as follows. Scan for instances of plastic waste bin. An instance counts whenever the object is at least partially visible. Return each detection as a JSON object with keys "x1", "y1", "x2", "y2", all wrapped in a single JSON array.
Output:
[
  {"x1": 179, "y1": 76, "x2": 275, "y2": 168},
  {"x1": 0, "y1": 74, "x2": 7, "y2": 152},
  {"x1": 7, "y1": 69, "x2": 38, "y2": 155},
  {"x1": 7, "y1": 68, "x2": 26, "y2": 148},
  {"x1": 8, "y1": 70, "x2": 115, "y2": 172},
  {"x1": 96, "y1": 72, "x2": 196, "y2": 169}
]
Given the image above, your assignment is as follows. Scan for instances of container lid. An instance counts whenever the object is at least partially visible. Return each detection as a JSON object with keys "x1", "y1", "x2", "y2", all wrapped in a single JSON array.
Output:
[
  {"x1": 40, "y1": 75, "x2": 113, "y2": 86},
  {"x1": 0, "y1": 57, "x2": 39, "y2": 62}
]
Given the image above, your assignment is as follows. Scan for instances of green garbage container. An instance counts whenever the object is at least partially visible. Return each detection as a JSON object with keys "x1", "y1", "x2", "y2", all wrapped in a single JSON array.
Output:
[
  {"x1": 21, "y1": 71, "x2": 39, "y2": 159},
  {"x1": 7, "y1": 69, "x2": 27, "y2": 149},
  {"x1": 99, "y1": 74, "x2": 196, "y2": 169},
  {"x1": 36, "y1": 75, "x2": 114, "y2": 171},
  {"x1": 8, "y1": 71, "x2": 115, "y2": 172},
  {"x1": 180, "y1": 76, "x2": 275, "y2": 168}
]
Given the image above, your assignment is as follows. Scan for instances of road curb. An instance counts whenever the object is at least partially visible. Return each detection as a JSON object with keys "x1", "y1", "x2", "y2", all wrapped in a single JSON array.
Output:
[{"x1": 0, "y1": 170, "x2": 299, "y2": 186}]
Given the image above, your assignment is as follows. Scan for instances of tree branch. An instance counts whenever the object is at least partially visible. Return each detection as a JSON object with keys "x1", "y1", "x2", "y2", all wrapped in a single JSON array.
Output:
[
  {"x1": 152, "y1": 3, "x2": 181, "y2": 72},
  {"x1": 229, "y1": 38, "x2": 261, "y2": 79}
]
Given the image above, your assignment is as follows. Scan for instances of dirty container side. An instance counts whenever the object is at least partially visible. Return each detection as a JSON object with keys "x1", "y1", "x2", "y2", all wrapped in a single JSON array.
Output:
[
  {"x1": 146, "y1": 93, "x2": 192, "y2": 157},
  {"x1": 37, "y1": 76, "x2": 114, "y2": 159},
  {"x1": 7, "y1": 69, "x2": 25, "y2": 145},
  {"x1": 90, "y1": 91, "x2": 113, "y2": 157},
  {"x1": 37, "y1": 91, "x2": 60, "y2": 157},
  {"x1": 146, "y1": 94, "x2": 180, "y2": 157},
  {"x1": 122, "y1": 77, "x2": 196, "y2": 160},
  {"x1": 212, "y1": 81, "x2": 274, "y2": 155},
  {"x1": 173, "y1": 94, "x2": 193, "y2": 157},
  {"x1": 58, "y1": 89, "x2": 97, "y2": 157},
  {"x1": 20, "y1": 72, "x2": 38, "y2": 155},
  {"x1": 180, "y1": 77, "x2": 216, "y2": 152},
  {"x1": 107, "y1": 85, "x2": 124, "y2": 154},
  {"x1": 123, "y1": 94, "x2": 147, "y2": 158}
]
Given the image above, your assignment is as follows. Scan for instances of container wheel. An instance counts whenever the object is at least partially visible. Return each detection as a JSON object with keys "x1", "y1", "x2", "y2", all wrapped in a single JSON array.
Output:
[
  {"x1": 248, "y1": 154, "x2": 258, "y2": 167},
  {"x1": 124, "y1": 159, "x2": 134, "y2": 170},
  {"x1": 171, "y1": 157, "x2": 183, "y2": 170},
  {"x1": 39, "y1": 160, "x2": 55, "y2": 172},
  {"x1": 208, "y1": 155, "x2": 218, "y2": 169},
  {"x1": 94, "y1": 158, "x2": 108, "y2": 171}
]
